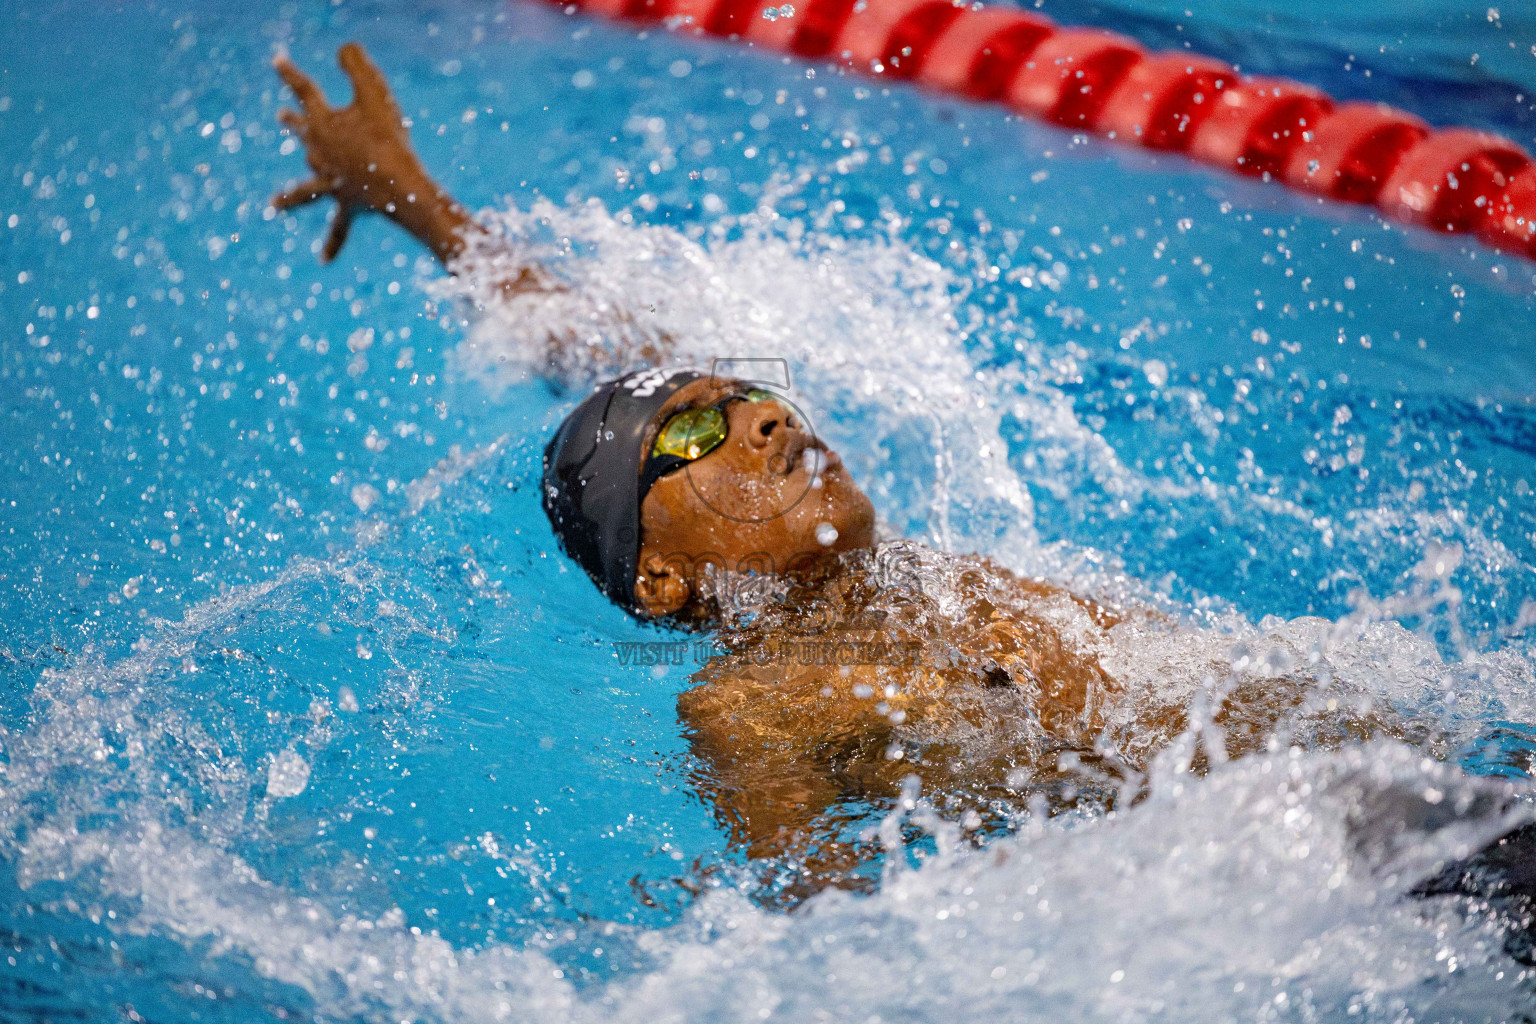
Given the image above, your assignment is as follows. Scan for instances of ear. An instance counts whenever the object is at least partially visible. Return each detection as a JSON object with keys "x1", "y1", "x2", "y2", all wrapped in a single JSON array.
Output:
[{"x1": 635, "y1": 552, "x2": 692, "y2": 618}]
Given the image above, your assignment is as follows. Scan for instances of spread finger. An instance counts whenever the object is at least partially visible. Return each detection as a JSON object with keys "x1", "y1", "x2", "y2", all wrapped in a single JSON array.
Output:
[
  {"x1": 338, "y1": 42, "x2": 401, "y2": 121},
  {"x1": 274, "y1": 54, "x2": 329, "y2": 112},
  {"x1": 272, "y1": 177, "x2": 329, "y2": 211},
  {"x1": 320, "y1": 205, "x2": 355, "y2": 263}
]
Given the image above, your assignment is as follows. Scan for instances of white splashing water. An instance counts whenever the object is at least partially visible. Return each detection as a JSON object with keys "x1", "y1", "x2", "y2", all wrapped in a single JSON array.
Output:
[
  {"x1": 266, "y1": 748, "x2": 311, "y2": 798},
  {"x1": 30, "y1": 725, "x2": 1536, "y2": 1023},
  {"x1": 426, "y1": 195, "x2": 1093, "y2": 561}
]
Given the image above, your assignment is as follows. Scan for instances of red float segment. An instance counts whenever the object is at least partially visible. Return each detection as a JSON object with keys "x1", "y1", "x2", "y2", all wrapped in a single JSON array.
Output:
[
  {"x1": 1478, "y1": 165, "x2": 1536, "y2": 256},
  {"x1": 880, "y1": 1, "x2": 967, "y2": 78},
  {"x1": 706, "y1": 0, "x2": 770, "y2": 38},
  {"x1": 790, "y1": 0, "x2": 860, "y2": 57},
  {"x1": 1189, "y1": 78, "x2": 1331, "y2": 180},
  {"x1": 915, "y1": 9, "x2": 1054, "y2": 98},
  {"x1": 831, "y1": 0, "x2": 930, "y2": 66},
  {"x1": 663, "y1": 0, "x2": 726, "y2": 31},
  {"x1": 1379, "y1": 129, "x2": 1531, "y2": 233},
  {"x1": 1283, "y1": 102, "x2": 1428, "y2": 202},
  {"x1": 1234, "y1": 86, "x2": 1331, "y2": 179},
  {"x1": 620, "y1": 0, "x2": 672, "y2": 20},
  {"x1": 1007, "y1": 29, "x2": 1145, "y2": 129},
  {"x1": 742, "y1": 2, "x2": 800, "y2": 48},
  {"x1": 568, "y1": 0, "x2": 630, "y2": 18},
  {"x1": 832, "y1": 0, "x2": 955, "y2": 74},
  {"x1": 1097, "y1": 54, "x2": 1232, "y2": 151}
]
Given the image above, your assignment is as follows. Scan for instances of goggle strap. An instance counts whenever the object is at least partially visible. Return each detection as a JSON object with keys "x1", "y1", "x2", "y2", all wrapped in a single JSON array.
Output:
[{"x1": 639, "y1": 452, "x2": 692, "y2": 499}]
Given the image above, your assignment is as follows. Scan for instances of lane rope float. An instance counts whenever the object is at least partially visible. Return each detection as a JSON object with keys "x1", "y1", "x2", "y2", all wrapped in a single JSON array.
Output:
[{"x1": 541, "y1": 0, "x2": 1536, "y2": 258}]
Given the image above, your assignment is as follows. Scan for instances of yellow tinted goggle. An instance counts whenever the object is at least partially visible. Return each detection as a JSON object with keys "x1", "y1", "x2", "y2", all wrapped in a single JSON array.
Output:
[{"x1": 651, "y1": 388, "x2": 778, "y2": 462}]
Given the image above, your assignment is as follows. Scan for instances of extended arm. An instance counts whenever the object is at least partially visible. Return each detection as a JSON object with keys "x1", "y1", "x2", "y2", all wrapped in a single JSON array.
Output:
[{"x1": 271, "y1": 43, "x2": 548, "y2": 294}]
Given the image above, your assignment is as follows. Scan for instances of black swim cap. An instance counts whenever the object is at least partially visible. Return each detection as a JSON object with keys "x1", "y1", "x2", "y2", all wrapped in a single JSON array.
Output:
[{"x1": 542, "y1": 366, "x2": 704, "y2": 614}]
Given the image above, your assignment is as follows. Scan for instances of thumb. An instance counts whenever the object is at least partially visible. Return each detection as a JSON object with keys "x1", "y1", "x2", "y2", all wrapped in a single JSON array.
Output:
[{"x1": 320, "y1": 204, "x2": 356, "y2": 264}]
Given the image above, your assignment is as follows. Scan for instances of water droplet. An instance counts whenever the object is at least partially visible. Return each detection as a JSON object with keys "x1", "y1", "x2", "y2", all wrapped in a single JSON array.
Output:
[
  {"x1": 350, "y1": 483, "x2": 380, "y2": 512},
  {"x1": 815, "y1": 521, "x2": 838, "y2": 546},
  {"x1": 266, "y1": 750, "x2": 310, "y2": 798}
]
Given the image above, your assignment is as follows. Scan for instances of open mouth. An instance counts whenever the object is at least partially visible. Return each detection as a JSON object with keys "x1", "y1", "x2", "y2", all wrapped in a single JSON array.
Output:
[{"x1": 776, "y1": 438, "x2": 841, "y2": 487}]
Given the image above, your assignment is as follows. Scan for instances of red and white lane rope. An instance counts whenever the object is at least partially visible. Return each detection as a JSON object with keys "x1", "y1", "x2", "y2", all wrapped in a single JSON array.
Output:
[{"x1": 542, "y1": 0, "x2": 1536, "y2": 257}]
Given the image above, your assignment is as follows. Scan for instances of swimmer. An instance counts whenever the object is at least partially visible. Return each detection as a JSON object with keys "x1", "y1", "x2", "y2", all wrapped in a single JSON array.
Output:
[{"x1": 268, "y1": 44, "x2": 1467, "y2": 896}]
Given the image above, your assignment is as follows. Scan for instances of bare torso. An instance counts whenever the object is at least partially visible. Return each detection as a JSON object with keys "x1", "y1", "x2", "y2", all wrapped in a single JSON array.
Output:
[{"x1": 678, "y1": 542, "x2": 1426, "y2": 893}]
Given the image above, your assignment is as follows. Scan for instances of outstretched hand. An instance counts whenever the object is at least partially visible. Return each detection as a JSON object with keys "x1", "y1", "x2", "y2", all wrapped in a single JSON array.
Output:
[{"x1": 272, "y1": 42, "x2": 433, "y2": 263}]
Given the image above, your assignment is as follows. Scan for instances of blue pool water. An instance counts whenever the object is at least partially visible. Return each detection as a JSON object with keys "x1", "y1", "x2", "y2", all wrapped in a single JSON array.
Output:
[{"x1": 3, "y1": 0, "x2": 1536, "y2": 1020}]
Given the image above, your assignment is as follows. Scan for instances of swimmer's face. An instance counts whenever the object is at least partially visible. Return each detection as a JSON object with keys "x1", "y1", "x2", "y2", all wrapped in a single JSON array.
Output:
[{"x1": 635, "y1": 377, "x2": 876, "y2": 618}]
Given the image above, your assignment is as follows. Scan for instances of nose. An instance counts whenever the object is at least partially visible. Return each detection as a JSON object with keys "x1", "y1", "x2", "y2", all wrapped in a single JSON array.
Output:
[{"x1": 744, "y1": 398, "x2": 802, "y2": 449}]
